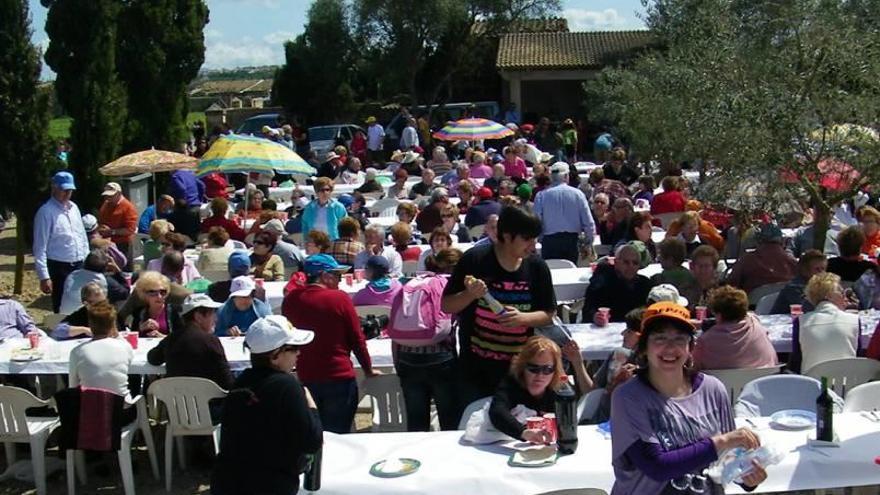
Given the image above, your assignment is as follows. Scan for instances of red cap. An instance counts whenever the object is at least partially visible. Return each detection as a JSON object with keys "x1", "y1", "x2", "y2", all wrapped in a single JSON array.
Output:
[
  {"x1": 477, "y1": 187, "x2": 493, "y2": 200},
  {"x1": 521, "y1": 123, "x2": 535, "y2": 132}
]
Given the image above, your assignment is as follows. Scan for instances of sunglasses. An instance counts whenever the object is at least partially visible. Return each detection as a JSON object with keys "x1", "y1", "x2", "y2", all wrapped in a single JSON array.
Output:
[
  {"x1": 525, "y1": 363, "x2": 555, "y2": 375},
  {"x1": 145, "y1": 289, "x2": 168, "y2": 297},
  {"x1": 318, "y1": 188, "x2": 332, "y2": 192}
]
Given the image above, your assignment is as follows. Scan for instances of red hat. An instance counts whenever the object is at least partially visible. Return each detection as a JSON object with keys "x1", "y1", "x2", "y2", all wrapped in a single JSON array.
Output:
[
  {"x1": 477, "y1": 187, "x2": 494, "y2": 200},
  {"x1": 521, "y1": 123, "x2": 535, "y2": 132}
]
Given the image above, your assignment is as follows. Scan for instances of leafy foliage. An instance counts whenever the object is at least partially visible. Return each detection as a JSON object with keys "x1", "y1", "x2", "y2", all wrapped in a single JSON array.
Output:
[{"x1": 586, "y1": 0, "x2": 880, "y2": 244}]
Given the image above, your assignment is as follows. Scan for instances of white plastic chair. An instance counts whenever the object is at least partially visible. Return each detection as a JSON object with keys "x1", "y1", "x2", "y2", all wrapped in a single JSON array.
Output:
[
  {"x1": 469, "y1": 224, "x2": 485, "y2": 239},
  {"x1": 229, "y1": 240, "x2": 247, "y2": 250},
  {"x1": 703, "y1": 366, "x2": 782, "y2": 405},
  {"x1": 361, "y1": 375, "x2": 407, "y2": 432},
  {"x1": 457, "y1": 396, "x2": 492, "y2": 430},
  {"x1": 64, "y1": 394, "x2": 160, "y2": 495},
  {"x1": 747, "y1": 282, "x2": 788, "y2": 306},
  {"x1": 355, "y1": 305, "x2": 392, "y2": 319},
  {"x1": 754, "y1": 292, "x2": 779, "y2": 315},
  {"x1": 804, "y1": 357, "x2": 880, "y2": 399},
  {"x1": 576, "y1": 388, "x2": 605, "y2": 424},
  {"x1": 369, "y1": 198, "x2": 400, "y2": 217},
  {"x1": 734, "y1": 374, "x2": 843, "y2": 418},
  {"x1": 147, "y1": 377, "x2": 228, "y2": 492},
  {"x1": 545, "y1": 259, "x2": 577, "y2": 270},
  {"x1": 401, "y1": 260, "x2": 419, "y2": 277},
  {"x1": 842, "y1": 382, "x2": 880, "y2": 412},
  {"x1": 0, "y1": 386, "x2": 60, "y2": 495}
]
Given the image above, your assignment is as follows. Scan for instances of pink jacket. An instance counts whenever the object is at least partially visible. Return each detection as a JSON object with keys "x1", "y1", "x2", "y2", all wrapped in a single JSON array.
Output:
[{"x1": 692, "y1": 313, "x2": 778, "y2": 370}]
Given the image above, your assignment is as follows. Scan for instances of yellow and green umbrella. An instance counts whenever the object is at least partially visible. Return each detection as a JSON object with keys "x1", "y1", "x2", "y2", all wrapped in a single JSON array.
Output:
[{"x1": 197, "y1": 134, "x2": 314, "y2": 177}]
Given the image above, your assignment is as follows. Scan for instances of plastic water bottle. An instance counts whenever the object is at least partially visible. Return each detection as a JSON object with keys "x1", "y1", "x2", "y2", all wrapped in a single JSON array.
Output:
[
  {"x1": 554, "y1": 375, "x2": 578, "y2": 455},
  {"x1": 707, "y1": 445, "x2": 785, "y2": 485}
]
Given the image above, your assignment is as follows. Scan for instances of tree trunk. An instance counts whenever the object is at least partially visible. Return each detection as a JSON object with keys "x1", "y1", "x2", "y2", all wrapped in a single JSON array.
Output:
[
  {"x1": 14, "y1": 217, "x2": 24, "y2": 295},
  {"x1": 812, "y1": 202, "x2": 832, "y2": 253}
]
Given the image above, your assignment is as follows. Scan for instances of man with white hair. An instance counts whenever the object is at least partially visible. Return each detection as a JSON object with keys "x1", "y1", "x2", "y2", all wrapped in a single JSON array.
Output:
[
  {"x1": 533, "y1": 162, "x2": 595, "y2": 264},
  {"x1": 354, "y1": 224, "x2": 403, "y2": 277},
  {"x1": 409, "y1": 167, "x2": 437, "y2": 199}
]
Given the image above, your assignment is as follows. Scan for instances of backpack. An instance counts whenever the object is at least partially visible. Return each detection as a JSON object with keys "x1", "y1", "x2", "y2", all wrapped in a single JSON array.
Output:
[{"x1": 387, "y1": 274, "x2": 453, "y2": 346}]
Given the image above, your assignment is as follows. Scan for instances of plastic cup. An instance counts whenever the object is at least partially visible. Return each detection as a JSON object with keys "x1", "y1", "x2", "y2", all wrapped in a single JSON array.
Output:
[
  {"x1": 344, "y1": 274, "x2": 354, "y2": 286},
  {"x1": 526, "y1": 417, "x2": 545, "y2": 431},
  {"x1": 790, "y1": 304, "x2": 803, "y2": 317},
  {"x1": 255, "y1": 278, "x2": 265, "y2": 288},
  {"x1": 27, "y1": 332, "x2": 40, "y2": 349},
  {"x1": 542, "y1": 413, "x2": 558, "y2": 443},
  {"x1": 589, "y1": 262, "x2": 598, "y2": 271},
  {"x1": 124, "y1": 332, "x2": 139, "y2": 349},
  {"x1": 122, "y1": 272, "x2": 133, "y2": 288},
  {"x1": 695, "y1": 306, "x2": 707, "y2": 321},
  {"x1": 354, "y1": 269, "x2": 365, "y2": 281},
  {"x1": 598, "y1": 307, "x2": 611, "y2": 318}
]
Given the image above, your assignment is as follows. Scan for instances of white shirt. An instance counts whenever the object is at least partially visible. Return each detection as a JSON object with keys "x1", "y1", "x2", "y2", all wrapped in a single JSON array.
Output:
[
  {"x1": 354, "y1": 246, "x2": 403, "y2": 278},
  {"x1": 33, "y1": 197, "x2": 89, "y2": 280},
  {"x1": 400, "y1": 126, "x2": 419, "y2": 149},
  {"x1": 798, "y1": 301, "x2": 860, "y2": 372},
  {"x1": 69, "y1": 338, "x2": 134, "y2": 399},
  {"x1": 60, "y1": 270, "x2": 107, "y2": 315},
  {"x1": 367, "y1": 124, "x2": 385, "y2": 151}
]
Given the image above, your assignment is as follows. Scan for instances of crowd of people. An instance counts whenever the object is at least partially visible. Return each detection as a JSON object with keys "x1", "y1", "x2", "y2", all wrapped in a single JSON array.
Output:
[{"x1": 9, "y1": 116, "x2": 880, "y2": 495}]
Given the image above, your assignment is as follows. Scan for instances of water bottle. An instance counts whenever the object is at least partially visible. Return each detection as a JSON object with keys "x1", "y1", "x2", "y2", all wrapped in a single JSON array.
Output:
[
  {"x1": 554, "y1": 375, "x2": 578, "y2": 455},
  {"x1": 303, "y1": 448, "x2": 322, "y2": 491},
  {"x1": 707, "y1": 445, "x2": 785, "y2": 485},
  {"x1": 482, "y1": 292, "x2": 507, "y2": 315}
]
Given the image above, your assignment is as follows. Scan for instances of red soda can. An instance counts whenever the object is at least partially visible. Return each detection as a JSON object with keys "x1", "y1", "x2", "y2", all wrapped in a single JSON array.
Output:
[
  {"x1": 526, "y1": 417, "x2": 544, "y2": 431},
  {"x1": 543, "y1": 413, "x2": 558, "y2": 443}
]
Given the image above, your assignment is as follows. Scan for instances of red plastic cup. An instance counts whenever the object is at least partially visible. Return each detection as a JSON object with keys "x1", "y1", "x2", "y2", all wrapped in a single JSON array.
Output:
[
  {"x1": 354, "y1": 269, "x2": 365, "y2": 281},
  {"x1": 589, "y1": 262, "x2": 598, "y2": 271},
  {"x1": 526, "y1": 417, "x2": 545, "y2": 431},
  {"x1": 255, "y1": 278, "x2": 265, "y2": 288},
  {"x1": 790, "y1": 304, "x2": 803, "y2": 318},
  {"x1": 122, "y1": 272, "x2": 132, "y2": 288},
  {"x1": 344, "y1": 273, "x2": 354, "y2": 286},
  {"x1": 695, "y1": 306, "x2": 707, "y2": 321},
  {"x1": 124, "y1": 332, "x2": 139, "y2": 349},
  {"x1": 543, "y1": 413, "x2": 558, "y2": 443},
  {"x1": 27, "y1": 332, "x2": 40, "y2": 349}
]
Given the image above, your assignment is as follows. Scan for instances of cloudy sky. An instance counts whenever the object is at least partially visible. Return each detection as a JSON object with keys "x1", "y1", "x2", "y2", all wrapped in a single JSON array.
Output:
[{"x1": 27, "y1": 0, "x2": 646, "y2": 78}]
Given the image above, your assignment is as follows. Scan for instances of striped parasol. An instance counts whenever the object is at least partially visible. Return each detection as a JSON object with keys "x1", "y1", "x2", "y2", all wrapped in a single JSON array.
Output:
[
  {"x1": 197, "y1": 134, "x2": 314, "y2": 177},
  {"x1": 99, "y1": 149, "x2": 197, "y2": 176},
  {"x1": 432, "y1": 118, "x2": 514, "y2": 141}
]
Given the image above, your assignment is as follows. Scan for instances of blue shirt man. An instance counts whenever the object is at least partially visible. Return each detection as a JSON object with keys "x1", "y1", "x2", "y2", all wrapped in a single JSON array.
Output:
[
  {"x1": 169, "y1": 170, "x2": 206, "y2": 207},
  {"x1": 137, "y1": 194, "x2": 174, "y2": 234},
  {"x1": 33, "y1": 171, "x2": 90, "y2": 312},
  {"x1": 533, "y1": 163, "x2": 595, "y2": 265}
]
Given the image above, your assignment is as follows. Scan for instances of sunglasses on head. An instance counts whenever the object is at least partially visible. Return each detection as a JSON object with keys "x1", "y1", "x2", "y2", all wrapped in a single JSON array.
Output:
[
  {"x1": 525, "y1": 363, "x2": 555, "y2": 375},
  {"x1": 145, "y1": 289, "x2": 168, "y2": 297}
]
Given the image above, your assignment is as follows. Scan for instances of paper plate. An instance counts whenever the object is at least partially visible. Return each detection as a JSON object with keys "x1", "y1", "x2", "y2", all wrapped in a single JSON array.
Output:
[
  {"x1": 770, "y1": 409, "x2": 816, "y2": 430},
  {"x1": 369, "y1": 458, "x2": 420, "y2": 478},
  {"x1": 508, "y1": 446, "x2": 558, "y2": 468},
  {"x1": 10, "y1": 349, "x2": 43, "y2": 362}
]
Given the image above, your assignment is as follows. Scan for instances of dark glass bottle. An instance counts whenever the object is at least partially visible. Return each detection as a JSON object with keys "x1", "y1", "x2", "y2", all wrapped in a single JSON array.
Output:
[
  {"x1": 816, "y1": 376, "x2": 834, "y2": 442},
  {"x1": 303, "y1": 448, "x2": 322, "y2": 491},
  {"x1": 555, "y1": 375, "x2": 578, "y2": 455}
]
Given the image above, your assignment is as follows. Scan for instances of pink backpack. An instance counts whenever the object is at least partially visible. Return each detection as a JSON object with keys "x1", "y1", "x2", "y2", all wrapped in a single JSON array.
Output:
[{"x1": 387, "y1": 275, "x2": 453, "y2": 346}]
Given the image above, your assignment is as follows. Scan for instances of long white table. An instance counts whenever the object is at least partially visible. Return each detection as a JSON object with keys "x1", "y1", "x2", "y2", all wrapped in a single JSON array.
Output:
[{"x1": 315, "y1": 413, "x2": 880, "y2": 494}]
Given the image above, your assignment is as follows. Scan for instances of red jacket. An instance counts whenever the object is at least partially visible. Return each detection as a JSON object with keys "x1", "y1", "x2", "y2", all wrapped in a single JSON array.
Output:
[
  {"x1": 202, "y1": 173, "x2": 229, "y2": 199},
  {"x1": 282, "y1": 284, "x2": 372, "y2": 382},
  {"x1": 200, "y1": 215, "x2": 247, "y2": 242},
  {"x1": 650, "y1": 191, "x2": 686, "y2": 216}
]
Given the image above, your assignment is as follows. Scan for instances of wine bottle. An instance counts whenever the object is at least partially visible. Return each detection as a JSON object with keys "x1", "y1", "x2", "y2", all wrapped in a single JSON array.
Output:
[
  {"x1": 554, "y1": 375, "x2": 578, "y2": 455},
  {"x1": 303, "y1": 448, "x2": 322, "y2": 491},
  {"x1": 816, "y1": 376, "x2": 834, "y2": 442}
]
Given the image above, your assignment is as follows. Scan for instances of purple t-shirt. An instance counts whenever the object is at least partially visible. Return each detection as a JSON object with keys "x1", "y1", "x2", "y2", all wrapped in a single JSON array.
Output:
[{"x1": 610, "y1": 373, "x2": 735, "y2": 495}]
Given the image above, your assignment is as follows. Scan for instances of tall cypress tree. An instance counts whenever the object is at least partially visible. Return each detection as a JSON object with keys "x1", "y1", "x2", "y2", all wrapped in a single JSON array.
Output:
[
  {"x1": 117, "y1": 0, "x2": 209, "y2": 152},
  {"x1": 0, "y1": 0, "x2": 56, "y2": 294},
  {"x1": 45, "y1": 0, "x2": 127, "y2": 213}
]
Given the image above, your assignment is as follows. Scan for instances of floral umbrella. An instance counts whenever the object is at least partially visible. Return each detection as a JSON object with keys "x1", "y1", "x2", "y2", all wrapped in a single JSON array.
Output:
[{"x1": 99, "y1": 149, "x2": 197, "y2": 176}]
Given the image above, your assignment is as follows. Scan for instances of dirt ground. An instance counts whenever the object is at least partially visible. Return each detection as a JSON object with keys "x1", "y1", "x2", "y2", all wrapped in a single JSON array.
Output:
[{"x1": 0, "y1": 217, "x2": 371, "y2": 494}]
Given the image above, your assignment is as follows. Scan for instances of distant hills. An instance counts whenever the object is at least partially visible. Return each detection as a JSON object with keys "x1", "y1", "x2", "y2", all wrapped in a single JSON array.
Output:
[{"x1": 195, "y1": 65, "x2": 279, "y2": 81}]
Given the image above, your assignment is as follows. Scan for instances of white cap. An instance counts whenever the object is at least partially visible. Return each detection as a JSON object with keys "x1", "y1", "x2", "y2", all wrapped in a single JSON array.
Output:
[
  {"x1": 228, "y1": 275, "x2": 256, "y2": 299},
  {"x1": 647, "y1": 283, "x2": 689, "y2": 307},
  {"x1": 261, "y1": 218, "x2": 285, "y2": 235},
  {"x1": 550, "y1": 162, "x2": 569, "y2": 175},
  {"x1": 102, "y1": 182, "x2": 122, "y2": 196},
  {"x1": 294, "y1": 197, "x2": 309, "y2": 210},
  {"x1": 539, "y1": 152, "x2": 553, "y2": 163},
  {"x1": 181, "y1": 293, "x2": 223, "y2": 315},
  {"x1": 81, "y1": 214, "x2": 98, "y2": 232},
  {"x1": 245, "y1": 315, "x2": 314, "y2": 353}
]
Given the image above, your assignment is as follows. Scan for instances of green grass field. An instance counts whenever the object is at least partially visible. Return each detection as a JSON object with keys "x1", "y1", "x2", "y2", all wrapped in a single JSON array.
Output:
[{"x1": 49, "y1": 112, "x2": 206, "y2": 141}]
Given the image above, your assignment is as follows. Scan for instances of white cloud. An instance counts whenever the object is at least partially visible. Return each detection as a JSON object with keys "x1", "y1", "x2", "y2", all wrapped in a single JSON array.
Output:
[
  {"x1": 211, "y1": 0, "x2": 282, "y2": 8},
  {"x1": 204, "y1": 28, "x2": 223, "y2": 40},
  {"x1": 204, "y1": 38, "x2": 283, "y2": 68},
  {"x1": 262, "y1": 30, "x2": 296, "y2": 45},
  {"x1": 564, "y1": 8, "x2": 639, "y2": 31}
]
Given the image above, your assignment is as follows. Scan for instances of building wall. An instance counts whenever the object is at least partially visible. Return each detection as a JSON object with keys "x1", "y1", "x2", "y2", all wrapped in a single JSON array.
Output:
[{"x1": 520, "y1": 79, "x2": 586, "y2": 122}]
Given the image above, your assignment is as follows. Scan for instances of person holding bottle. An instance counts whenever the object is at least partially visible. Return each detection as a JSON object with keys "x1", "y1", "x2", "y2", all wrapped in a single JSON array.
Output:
[
  {"x1": 611, "y1": 302, "x2": 768, "y2": 495},
  {"x1": 489, "y1": 335, "x2": 592, "y2": 443}
]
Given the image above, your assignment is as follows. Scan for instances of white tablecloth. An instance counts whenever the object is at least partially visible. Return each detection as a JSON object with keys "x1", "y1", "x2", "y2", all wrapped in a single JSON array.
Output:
[
  {"x1": 315, "y1": 413, "x2": 880, "y2": 494},
  {"x1": 0, "y1": 336, "x2": 251, "y2": 375}
]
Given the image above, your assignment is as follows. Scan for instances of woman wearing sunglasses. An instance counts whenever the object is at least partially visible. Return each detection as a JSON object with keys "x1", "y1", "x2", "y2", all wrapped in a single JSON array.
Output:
[
  {"x1": 128, "y1": 271, "x2": 181, "y2": 337},
  {"x1": 611, "y1": 302, "x2": 767, "y2": 495},
  {"x1": 488, "y1": 335, "x2": 592, "y2": 444}
]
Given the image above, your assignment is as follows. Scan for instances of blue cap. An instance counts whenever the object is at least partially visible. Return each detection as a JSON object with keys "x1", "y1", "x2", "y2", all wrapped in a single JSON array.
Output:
[
  {"x1": 52, "y1": 171, "x2": 76, "y2": 191},
  {"x1": 337, "y1": 193, "x2": 354, "y2": 208},
  {"x1": 227, "y1": 250, "x2": 251, "y2": 276},
  {"x1": 366, "y1": 255, "x2": 390, "y2": 275},
  {"x1": 304, "y1": 253, "x2": 350, "y2": 277}
]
